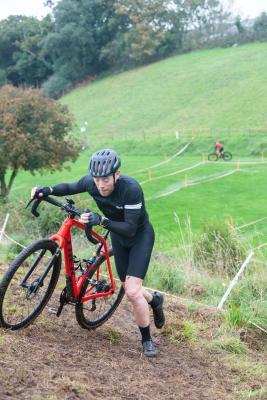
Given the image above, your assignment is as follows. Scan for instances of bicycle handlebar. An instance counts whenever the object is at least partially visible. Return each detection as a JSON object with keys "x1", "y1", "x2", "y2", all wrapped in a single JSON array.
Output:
[
  {"x1": 25, "y1": 196, "x2": 98, "y2": 245},
  {"x1": 26, "y1": 196, "x2": 82, "y2": 218}
]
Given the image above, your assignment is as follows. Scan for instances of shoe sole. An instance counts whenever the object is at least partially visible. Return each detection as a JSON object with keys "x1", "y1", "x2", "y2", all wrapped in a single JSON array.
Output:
[{"x1": 144, "y1": 351, "x2": 158, "y2": 357}]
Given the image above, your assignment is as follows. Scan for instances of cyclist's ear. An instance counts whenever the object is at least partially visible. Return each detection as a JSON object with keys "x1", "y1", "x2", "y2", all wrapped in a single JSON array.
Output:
[
  {"x1": 31, "y1": 187, "x2": 37, "y2": 199},
  {"x1": 114, "y1": 170, "x2": 121, "y2": 181}
]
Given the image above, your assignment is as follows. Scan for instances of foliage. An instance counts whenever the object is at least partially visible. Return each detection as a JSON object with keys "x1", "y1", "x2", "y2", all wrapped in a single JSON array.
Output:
[
  {"x1": 0, "y1": 84, "x2": 79, "y2": 199},
  {"x1": 253, "y1": 12, "x2": 267, "y2": 41},
  {"x1": 208, "y1": 333, "x2": 247, "y2": 354},
  {"x1": 41, "y1": 0, "x2": 122, "y2": 97},
  {"x1": 106, "y1": 0, "x2": 167, "y2": 67},
  {"x1": 193, "y1": 220, "x2": 245, "y2": 276},
  {"x1": 164, "y1": 318, "x2": 197, "y2": 345},
  {"x1": 0, "y1": 69, "x2": 6, "y2": 85},
  {"x1": 42, "y1": 73, "x2": 72, "y2": 99},
  {"x1": 224, "y1": 301, "x2": 248, "y2": 328},
  {"x1": 0, "y1": 15, "x2": 53, "y2": 87}
]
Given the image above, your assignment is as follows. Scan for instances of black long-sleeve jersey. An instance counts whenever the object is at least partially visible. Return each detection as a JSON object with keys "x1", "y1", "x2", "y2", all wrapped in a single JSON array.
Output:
[{"x1": 52, "y1": 175, "x2": 149, "y2": 238}]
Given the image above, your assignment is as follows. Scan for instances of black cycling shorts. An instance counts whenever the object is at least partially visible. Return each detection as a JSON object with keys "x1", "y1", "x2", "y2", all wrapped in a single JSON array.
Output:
[{"x1": 110, "y1": 222, "x2": 155, "y2": 282}]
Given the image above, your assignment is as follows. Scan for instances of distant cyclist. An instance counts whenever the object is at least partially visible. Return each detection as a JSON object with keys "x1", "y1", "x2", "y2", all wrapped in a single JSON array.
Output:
[
  {"x1": 214, "y1": 141, "x2": 224, "y2": 156},
  {"x1": 31, "y1": 149, "x2": 165, "y2": 357}
]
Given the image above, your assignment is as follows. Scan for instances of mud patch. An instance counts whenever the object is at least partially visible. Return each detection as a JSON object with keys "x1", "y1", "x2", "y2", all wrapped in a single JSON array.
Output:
[{"x1": 0, "y1": 294, "x2": 266, "y2": 399}]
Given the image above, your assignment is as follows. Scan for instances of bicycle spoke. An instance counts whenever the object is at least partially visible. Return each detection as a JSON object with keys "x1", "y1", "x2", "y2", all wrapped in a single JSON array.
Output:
[
  {"x1": 75, "y1": 253, "x2": 124, "y2": 329},
  {"x1": 0, "y1": 240, "x2": 61, "y2": 329},
  {"x1": 82, "y1": 291, "x2": 118, "y2": 322}
]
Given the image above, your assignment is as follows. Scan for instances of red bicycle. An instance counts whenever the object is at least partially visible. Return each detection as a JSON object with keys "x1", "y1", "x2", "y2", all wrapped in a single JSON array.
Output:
[{"x1": 0, "y1": 196, "x2": 124, "y2": 330}]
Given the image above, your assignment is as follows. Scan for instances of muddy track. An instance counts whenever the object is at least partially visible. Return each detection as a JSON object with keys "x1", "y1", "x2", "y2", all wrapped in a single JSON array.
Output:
[{"x1": 0, "y1": 293, "x2": 266, "y2": 400}]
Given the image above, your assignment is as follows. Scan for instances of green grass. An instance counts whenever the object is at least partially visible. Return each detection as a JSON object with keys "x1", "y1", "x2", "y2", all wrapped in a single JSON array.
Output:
[
  {"x1": 208, "y1": 333, "x2": 248, "y2": 354},
  {"x1": 61, "y1": 43, "x2": 267, "y2": 136},
  {"x1": 7, "y1": 151, "x2": 267, "y2": 248},
  {"x1": 239, "y1": 387, "x2": 267, "y2": 399}
]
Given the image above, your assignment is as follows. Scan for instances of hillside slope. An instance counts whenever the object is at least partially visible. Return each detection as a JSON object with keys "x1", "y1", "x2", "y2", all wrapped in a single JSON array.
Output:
[{"x1": 62, "y1": 42, "x2": 267, "y2": 137}]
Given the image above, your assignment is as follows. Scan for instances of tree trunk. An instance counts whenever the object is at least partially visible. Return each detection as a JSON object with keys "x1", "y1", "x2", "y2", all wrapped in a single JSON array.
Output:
[
  {"x1": 0, "y1": 171, "x2": 8, "y2": 199},
  {"x1": 7, "y1": 168, "x2": 18, "y2": 194}
]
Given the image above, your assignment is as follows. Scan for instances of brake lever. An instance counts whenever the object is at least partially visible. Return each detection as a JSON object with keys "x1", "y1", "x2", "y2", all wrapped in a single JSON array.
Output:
[
  {"x1": 25, "y1": 198, "x2": 34, "y2": 209},
  {"x1": 31, "y1": 199, "x2": 42, "y2": 217}
]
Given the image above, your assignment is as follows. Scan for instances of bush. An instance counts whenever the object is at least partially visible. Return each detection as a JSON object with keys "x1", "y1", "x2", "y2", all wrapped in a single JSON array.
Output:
[
  {"x1": 42, "y1": 74, "x2": 72, "y2": 98},
  {"x1": 193, "y1": 220, "x2": 246, "y2": 276},
  {"x1": 0, "y1": 69, "x2": 6, "y2": 86}
]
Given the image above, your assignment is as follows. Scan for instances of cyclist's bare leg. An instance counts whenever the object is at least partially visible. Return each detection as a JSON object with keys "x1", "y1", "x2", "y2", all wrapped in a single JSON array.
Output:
[
  {"x1": 142, "y1": 287, "x2": 153, "y2": 303},
  {"x1": 124, "y1": 276, "x2": 150, "y2": 327}
]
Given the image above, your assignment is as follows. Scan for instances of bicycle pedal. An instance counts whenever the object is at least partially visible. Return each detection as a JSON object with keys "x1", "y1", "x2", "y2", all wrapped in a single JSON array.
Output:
[{"x1": 48, "y1": 307, "x2": 57, "y2": 315}]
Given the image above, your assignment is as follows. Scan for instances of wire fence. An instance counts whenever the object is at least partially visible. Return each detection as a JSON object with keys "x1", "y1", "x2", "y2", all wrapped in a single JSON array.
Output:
[{"x1": 80, "y1": 127, "x2": 267, "y2": 152}]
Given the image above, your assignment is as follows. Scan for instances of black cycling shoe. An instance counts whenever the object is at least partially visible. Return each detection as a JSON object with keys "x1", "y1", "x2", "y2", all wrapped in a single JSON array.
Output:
[
  {"x1": 151, "y1": 292, "x2": 165, "y2": 329},
  {"x1": 142, "y1": 340, "x2": 158, "y2": 357}
]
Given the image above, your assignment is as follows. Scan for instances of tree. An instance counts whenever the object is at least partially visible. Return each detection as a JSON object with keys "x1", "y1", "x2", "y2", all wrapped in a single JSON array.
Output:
[
  {"x1": 41, "y1": 0, "x2": 121, "y2": 97},
  {"x1": 0, "y1": 15, "x2": 53, "y2": 87},
  {"x1": 254, "y1": 12, "x2": 267, "y2": 41},
  {"x1": 0, "y1": 85, "x2": 79, "y2": 199},
  {"x1": 107, "y1": 0, "x2": 167, "y2": 67}
]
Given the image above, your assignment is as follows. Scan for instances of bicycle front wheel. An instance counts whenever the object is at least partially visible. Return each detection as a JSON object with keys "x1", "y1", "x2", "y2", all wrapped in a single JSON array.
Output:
[
  {"x1": 223, "y1": 151, "x2": 232, "y2": 161},
  {"x1": 0, "y1": 239, "x2": 61, "y2": 330},
  {"x1": 75, "y1": 250, "x2": 124, "y2": 330},
  {"x1": 208, "y1": 153, "x2": 218, "y2": 161}
]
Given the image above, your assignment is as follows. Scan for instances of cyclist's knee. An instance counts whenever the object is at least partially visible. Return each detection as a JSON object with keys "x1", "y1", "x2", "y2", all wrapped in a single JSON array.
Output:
[{"x1": 124, "y1": 277, "x2": 143, "y2": 303}]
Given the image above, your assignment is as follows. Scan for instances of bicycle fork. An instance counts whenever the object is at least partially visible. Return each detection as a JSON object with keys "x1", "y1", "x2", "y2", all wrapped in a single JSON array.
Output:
[{"x1": 21, "y1": 248, "x2": 61, "y2": 299}]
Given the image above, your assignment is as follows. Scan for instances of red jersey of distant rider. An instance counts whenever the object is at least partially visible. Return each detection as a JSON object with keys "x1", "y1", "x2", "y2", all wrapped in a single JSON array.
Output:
[{"x1": 214, "y1": 142, "x2": 224, "y2": 153}]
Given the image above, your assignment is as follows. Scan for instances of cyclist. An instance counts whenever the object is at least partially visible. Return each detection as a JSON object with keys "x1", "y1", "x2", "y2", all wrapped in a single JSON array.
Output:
[
  {"x1": 31, "y1": 149, "x2": 165, "y2": 357},
  {"x1": 214, "y1": 141, "x2": 224, "y2": 156}
]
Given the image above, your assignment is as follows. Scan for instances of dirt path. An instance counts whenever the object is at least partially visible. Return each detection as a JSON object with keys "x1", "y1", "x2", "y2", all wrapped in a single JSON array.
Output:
[{"x1": 0, "y1": 294, "x2": 266, "y2": 400}]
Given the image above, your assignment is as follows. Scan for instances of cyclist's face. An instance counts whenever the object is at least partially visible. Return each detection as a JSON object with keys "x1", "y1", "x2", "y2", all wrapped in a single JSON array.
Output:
[{"x1": 93, "y1": 171, "x2": 120, "y2": 196}]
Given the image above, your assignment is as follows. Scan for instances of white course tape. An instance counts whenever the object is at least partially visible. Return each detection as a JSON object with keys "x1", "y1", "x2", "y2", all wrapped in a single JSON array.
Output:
[
  {"x1": 217, "y1": 250, "x2": 254, "y2": 310},
  {"x1": 3, "y1": 232, "x2": 27, "y2": 249},
  {"x1": 146, "y1": 170, "x2": 236, "y2": 201},
  {"x1": 140, "y1": 161, "x2": 204, "y2": 185},
  {"x1": 131, "y1": 142, "x2": 191, "y2": 175},
  {"x1": 0, "y1": 214, "x2": 10, "y2": 242}
]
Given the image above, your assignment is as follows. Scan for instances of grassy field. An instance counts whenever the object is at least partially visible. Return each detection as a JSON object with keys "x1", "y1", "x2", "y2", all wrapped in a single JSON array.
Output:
[
  {"x1": 8, "y1": 144, "x2": 267, "y2": 249},
  {"x1": 61, "y1": 42, "x2": 267, "y2": 137}
]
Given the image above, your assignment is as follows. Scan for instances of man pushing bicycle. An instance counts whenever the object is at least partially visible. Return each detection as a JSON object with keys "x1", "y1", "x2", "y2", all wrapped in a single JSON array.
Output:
[{"x1": 31, "y1": 149, "x2": 165, "y2": 357}]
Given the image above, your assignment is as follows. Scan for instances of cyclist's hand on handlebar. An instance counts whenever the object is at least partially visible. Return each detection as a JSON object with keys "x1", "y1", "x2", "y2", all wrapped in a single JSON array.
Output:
[
  {"x1": 80, "y1": 211, "x2": 101, "y2": 226},
  {"x1": 31, "y1": 186, "x2": 53, "y2": 199}
]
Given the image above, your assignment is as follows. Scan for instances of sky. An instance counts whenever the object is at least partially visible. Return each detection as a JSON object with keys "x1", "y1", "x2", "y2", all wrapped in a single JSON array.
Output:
[
  {"x1": 231, "y1": 0, "x2": 267, "y2": 18},
  {"x1": 0, "y1": 0, "x2": 266, "y2": 21}
]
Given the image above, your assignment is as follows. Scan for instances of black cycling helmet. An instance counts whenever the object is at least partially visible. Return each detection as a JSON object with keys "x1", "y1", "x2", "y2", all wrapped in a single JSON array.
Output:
[{"x1": 89, "y1": 149, "x2": 121, "y2": 177}]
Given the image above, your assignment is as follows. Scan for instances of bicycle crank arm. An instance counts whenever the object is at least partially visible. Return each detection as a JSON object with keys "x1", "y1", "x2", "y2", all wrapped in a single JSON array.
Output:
[{"x1": 56, "y1": 302, "x2": 65, "y2": 317}]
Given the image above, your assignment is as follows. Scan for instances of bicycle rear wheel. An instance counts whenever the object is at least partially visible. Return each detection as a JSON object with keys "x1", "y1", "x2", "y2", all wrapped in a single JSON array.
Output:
[
  {"x1": 75, "y1": 250, "x2": 124, "y2": 329},
  {"x1": 222, "y1": 151, "x2": 232, "y2": 161},
  {"x1": 0, "y1": 239, "x2": 61, "y2": 330},
  {"x1": 208, "y1": 153, "x2": 218, "y2": 161}
]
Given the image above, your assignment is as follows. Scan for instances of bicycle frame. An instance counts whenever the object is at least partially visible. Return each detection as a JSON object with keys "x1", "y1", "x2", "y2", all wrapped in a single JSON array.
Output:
[{"x1": 50, "y1": 217, "x2": 116, "y2": 303}]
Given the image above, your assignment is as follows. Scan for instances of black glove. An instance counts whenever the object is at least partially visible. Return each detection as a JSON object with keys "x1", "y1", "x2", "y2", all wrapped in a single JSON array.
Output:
[
  {"x1": 34, "y1": 186, "x2": 53, "y2": 199},
  {"x1": 88, "y1": 211, "x2": 102, "y2": 226}
]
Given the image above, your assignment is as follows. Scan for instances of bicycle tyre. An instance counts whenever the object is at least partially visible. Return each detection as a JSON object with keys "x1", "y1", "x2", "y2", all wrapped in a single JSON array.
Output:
[
  {"x1": 222, "y1": 151, "x2": 232, "y2": 161},
  {"x1": 208, "y1": 153, "x2": 218, "y2": 161},
  {"x1": 0, "y1": 239, "x2": 61, "y2": 330},
  {"x1": 75, "y1": 250, "x2": 124, "y2": 330}
]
